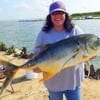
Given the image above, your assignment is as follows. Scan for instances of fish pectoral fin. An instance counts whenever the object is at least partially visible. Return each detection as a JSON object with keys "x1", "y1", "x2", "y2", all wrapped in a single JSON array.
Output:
[
  {"x1": 62, "y1": 52, "x2": 79, "y2": 68},
  {"x1": 82, "y1": 55, "x2": 89, "y2": 61},
  {"x1": 39, "y1": 71, "x2": 55, "y2": 82},
  {"x1": 62, "y1": 46, "x2": 81, "y2": 68}
]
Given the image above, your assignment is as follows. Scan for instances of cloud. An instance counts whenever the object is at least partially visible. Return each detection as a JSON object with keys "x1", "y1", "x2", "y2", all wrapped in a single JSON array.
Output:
[{"x1": 12, "y1": 2, "x2": 30, "y2": 9}]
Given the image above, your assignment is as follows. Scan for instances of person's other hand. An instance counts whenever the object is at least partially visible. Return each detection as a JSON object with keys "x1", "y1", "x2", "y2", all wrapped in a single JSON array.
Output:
[{"x1": 90, "y1": 56, "x2": 96, "y2": 60}]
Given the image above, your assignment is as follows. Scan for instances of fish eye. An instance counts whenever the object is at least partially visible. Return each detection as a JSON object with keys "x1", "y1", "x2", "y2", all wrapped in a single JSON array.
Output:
[
  {"x1": 77, "y1": 42, "x2": 80, "y2": 45},
  {"x1": 75, "y1": 40, "x2": 80, "y2": 46}
]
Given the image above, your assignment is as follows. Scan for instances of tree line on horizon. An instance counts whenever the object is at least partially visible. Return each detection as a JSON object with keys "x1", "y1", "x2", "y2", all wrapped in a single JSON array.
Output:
[{"x1": 71, "y1": 11, "x2": 100, "y2": 19}]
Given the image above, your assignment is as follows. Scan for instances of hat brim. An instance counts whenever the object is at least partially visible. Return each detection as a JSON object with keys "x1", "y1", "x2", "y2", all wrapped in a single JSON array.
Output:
[{"x1": 49, "y1": 8, "x2": 66, "y2": 14}]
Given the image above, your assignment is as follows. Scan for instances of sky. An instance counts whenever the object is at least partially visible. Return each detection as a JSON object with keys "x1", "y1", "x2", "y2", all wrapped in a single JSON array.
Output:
[{"x1": 0, "y1": 0, "x2": 100, "y2": 20}]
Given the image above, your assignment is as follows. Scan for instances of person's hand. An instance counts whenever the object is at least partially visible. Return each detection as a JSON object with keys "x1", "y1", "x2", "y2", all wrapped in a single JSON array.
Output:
[
  {"x1": 90, "y1": 56, "x2": 96, "y2": 60},
  {"x1": 33, "y1": 67, "x2": 42, "y2": 73}
]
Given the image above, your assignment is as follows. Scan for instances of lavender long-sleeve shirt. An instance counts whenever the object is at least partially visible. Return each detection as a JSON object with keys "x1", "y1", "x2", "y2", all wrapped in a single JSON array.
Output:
[{"x1": 33, "y1": 25, "x2": 85, "y2": 91}]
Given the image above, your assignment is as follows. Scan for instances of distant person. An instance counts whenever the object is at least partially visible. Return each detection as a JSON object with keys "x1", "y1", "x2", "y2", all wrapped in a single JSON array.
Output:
[{"x1": 31, "y1": 1, "x2": 85, "y2": 100}]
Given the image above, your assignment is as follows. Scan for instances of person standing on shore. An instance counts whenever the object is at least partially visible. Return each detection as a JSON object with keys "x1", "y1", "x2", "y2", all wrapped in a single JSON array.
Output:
[{"x1": 33, "y1": 1, "x2": 84, "y2": 100}]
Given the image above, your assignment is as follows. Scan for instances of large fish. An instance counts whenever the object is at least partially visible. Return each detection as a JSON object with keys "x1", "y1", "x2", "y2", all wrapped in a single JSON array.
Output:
[
  {"x1": 20, "y1": 34, "x2": 100, "y2": 81},
  {"x1": 0, "y1": 33, "x2": 100, "y2": 94}
]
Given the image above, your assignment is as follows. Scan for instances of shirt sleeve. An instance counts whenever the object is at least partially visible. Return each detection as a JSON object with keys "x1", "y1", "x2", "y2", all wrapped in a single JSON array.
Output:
[{"x1": 33, "y1": 31, "x2": 44, "y2": 54}]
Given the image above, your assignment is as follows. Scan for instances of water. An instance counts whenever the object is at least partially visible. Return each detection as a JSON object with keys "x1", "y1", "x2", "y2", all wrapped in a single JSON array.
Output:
[
  {"x1": 0, "y1": 19, "x2": 100, "y2": 69},
  {"x1": 73, "y1": 19, "x2": 100, "y2": 36},
  {"x1": 0, "y1": 21, "x2": 44, "y2": 52}
]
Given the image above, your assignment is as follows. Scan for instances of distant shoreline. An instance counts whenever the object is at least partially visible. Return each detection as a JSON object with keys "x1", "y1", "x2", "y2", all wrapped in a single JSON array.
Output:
[
  {"x1": 18, "y1": 19, "x2": 45, "y2": 22},
  {"x1": 71, "y1": 11, "x2": 100, "y2": 20},
  {"x1": 72, "y1": 17, "x2": 100, "y2": 20},
  {"x1": 0, "y1": 11, "x2": 100, "y2": 22},
  {"x1": 18, "y1": 17, "x2": 100, "y2": 22}
]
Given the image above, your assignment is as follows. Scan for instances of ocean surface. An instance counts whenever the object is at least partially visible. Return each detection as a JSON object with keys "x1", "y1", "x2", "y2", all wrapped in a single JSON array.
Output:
[{"x1": 0, "y1": 19, "x2": 100, "y2": 69}]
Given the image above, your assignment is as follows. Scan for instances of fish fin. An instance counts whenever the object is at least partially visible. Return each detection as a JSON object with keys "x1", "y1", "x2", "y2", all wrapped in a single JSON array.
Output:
[
  {"x1": 82, "y1": 55, "x2": 89, "y2": 61},
  {"x1": 36, "y1": 44, "x2": 51, "y2": 53},
  {"x1": 39, "y1": 71, "x2": 55, "y2": 82},
  {"x1": 0, "y1": 68, "x2": 19, "y2": 94},
  {"x1": 62, "y1": 50, "x2": 79, "y2": 68}
]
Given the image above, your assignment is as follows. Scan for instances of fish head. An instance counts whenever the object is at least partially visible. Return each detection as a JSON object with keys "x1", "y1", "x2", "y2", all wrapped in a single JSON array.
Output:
[
  {"x1": 92, "y1": 35, "x2": 100, "y2": 56},
  {"x1": 75, "y1": 34, "x2": 100, "y2": 61},
  {"x1": 84, "y1": 34, "x2": 100, "y2": 56}
]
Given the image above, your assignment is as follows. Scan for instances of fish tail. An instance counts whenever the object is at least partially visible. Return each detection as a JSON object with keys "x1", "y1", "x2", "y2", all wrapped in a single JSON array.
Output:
[{"x1": 0, "y1": 67, "x2": 19, "y2": 94}]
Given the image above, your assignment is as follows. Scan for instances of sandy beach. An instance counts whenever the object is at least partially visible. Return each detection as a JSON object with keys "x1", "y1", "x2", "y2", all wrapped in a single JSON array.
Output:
[{"x1": 0, "y1": 69, "x2": 100, "y2": 100}]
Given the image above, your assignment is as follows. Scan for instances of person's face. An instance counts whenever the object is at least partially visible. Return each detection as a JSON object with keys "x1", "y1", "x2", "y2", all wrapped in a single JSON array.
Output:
[{"x1": 51, "y1": 11, "x2": 66, "y2": 28}]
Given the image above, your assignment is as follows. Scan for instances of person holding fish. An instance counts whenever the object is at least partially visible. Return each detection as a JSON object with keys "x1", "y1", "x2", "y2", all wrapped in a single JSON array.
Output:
[{"x1": 32, "y1": 1, "x2": 84, "y2": 100}]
